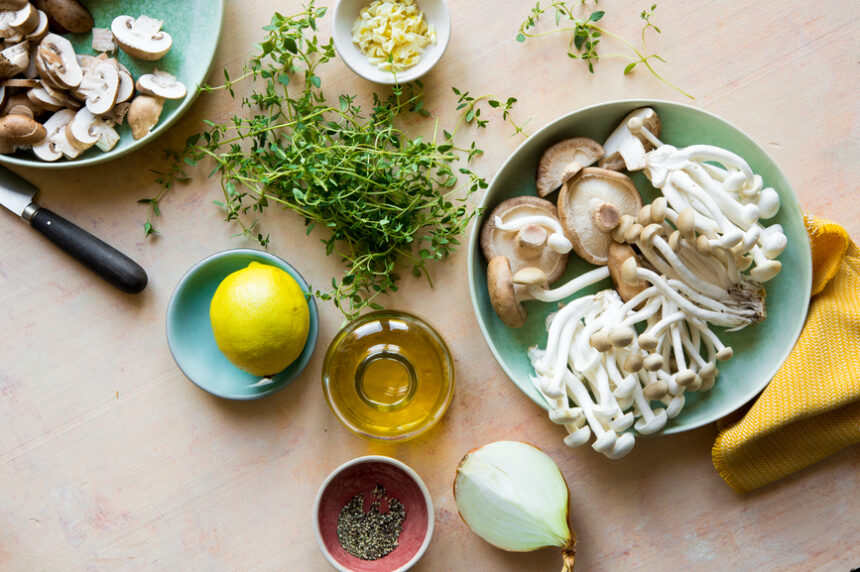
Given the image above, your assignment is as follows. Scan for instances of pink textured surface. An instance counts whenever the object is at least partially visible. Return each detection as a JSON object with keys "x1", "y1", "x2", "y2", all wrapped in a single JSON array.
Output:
[
  {"x1": 317, "y1": 460, "x2": 430, "y2": 571},
  {"x1": 0, "y1": 1, "x2": 857, "y2": 570}
]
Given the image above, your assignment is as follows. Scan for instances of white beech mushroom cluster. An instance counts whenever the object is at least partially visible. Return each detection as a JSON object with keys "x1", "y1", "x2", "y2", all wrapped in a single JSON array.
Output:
[
  {"x1": 482, "y1": 107, "x2": 787, "y2": 459},
  {"x1": 0, "y1": 0, "x2": 186, "y2": 160}
]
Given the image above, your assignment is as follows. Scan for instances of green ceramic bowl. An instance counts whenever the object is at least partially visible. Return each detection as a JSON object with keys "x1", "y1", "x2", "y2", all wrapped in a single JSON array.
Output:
[
  {"x1": 468, "y1": 100, "x2": 812, "y2": 434},
  {"x1": 166, "y1": 249, "x2": 319, "y2": 400},
  {"x1": 0, "y1": 0, "x2": 224, "y2": 169}
]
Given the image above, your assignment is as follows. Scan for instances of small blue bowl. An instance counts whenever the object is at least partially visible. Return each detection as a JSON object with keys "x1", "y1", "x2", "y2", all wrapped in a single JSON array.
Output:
[{"x1": 166, "y1": 249, "x2": 319, "y2": 400}]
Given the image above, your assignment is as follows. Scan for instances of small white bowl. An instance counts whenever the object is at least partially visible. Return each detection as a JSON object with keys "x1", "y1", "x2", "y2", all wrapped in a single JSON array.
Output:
[{"x1": 332, "y1": 0, "x2": 451, "y2": 84}]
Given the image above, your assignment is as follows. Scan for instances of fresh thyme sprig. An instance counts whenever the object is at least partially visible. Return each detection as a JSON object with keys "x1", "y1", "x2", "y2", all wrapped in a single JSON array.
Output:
[
  {"x1": 141, "y1": 4, "x2": 521, "y2": 321},
  {"x1": 451, "y1": 88, "x2": 530, "y2": 137},
  {"x1": 516, "y1": 2, "x2": 693, "y2": 99}
]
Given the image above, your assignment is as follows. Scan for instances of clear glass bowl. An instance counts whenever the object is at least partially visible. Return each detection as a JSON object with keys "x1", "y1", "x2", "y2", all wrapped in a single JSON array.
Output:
[{"x1": 322, "y1": 311, "x2": 454, "y2": 441}]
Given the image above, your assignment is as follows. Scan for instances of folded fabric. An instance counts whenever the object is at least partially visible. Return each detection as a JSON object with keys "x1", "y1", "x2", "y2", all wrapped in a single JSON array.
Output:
[{"x1": 712, "y1": 215, "x2": 860, "y2": 493}]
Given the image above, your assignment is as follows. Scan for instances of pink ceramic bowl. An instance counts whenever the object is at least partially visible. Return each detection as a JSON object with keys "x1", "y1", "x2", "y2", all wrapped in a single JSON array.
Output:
[{"x1": 314, "y1": 456, "x2": 434, "y2": 571}]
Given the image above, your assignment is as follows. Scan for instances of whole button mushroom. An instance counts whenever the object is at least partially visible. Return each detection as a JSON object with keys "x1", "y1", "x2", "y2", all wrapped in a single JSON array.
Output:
[
  {"x1": 0, "y1": 114, "x2": 47, "y2": 153},
  {"x1": 111, "y1": 15, "x2": 173, "y2": 61},
  {"x1": 31, "y1": 0, "x2": 93, "y2": 34},
  {"x1": 0, "y1": 0, "x2": 29, "y2": 10}
]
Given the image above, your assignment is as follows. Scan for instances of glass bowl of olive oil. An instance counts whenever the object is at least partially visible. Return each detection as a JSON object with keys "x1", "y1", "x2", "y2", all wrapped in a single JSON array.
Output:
[{"x1": 322, "y1": 311, "x2": 454, "y2": 441}]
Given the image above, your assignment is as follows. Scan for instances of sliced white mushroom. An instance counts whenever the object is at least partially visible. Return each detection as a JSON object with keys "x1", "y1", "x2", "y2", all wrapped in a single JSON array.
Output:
[
  {"x1": 51, "y1": 122, "x2": 82, "y2": 158},
  {"x1": 111, "y1": 15, "x2": 172, "y2": 61},
  {"x1": 0, "y1": 41, "x2": 28, "y2": 78},
  {"x1": 135, "y1": 69, "x2": 186, "y2": 100},
  {"x1": 66, "y1": 106, "x2": 99, "y2": 150},
  {"x1": 78, "y1": 61, "x2": 119, "y2": 115},
  {"x1": 94, "y1": 121, "x2": 119, "y2": 151},
  {"x1": 92, "y1": 27, "x2": 116, "y2": 53},
  {"x1": 37, "y1": 33, "x2": 82, "y2": 89},
  {"x1": 115, "y1": 68, "x2": 134, "y2": 103},
  {"x1": 40, "y1": 80, "x2": 81, "y2": 110},
  {"x1": 27, "y1": 86, "x2": 64, "y2": 111},
  {"x1": 31, "y1": 107, "x2": 73, "y2": 161},
  {"x1": 2, "y1": 92, "x2": 39, "y2": 118},
  {"x1": 1, "y1": 3, "x2": 38, "y2": 36},
  {"x1": 100, "y1": 100, "x2": 130, "y2": 126},
  {"x1": 76, "y1": 53, "x2": 99, "y2": 75}
]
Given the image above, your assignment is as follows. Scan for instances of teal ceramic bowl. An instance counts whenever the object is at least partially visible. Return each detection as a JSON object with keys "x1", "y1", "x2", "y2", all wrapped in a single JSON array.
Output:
[
  {"x1": 468, "y1": 100, "x2": 812, "y2": 434},
  {"x1": 167, "y1": 249, "x2": 319, "y2": 400},
  {"x1": 0, "y1": 0, "x2": 224, "y2": 169}
]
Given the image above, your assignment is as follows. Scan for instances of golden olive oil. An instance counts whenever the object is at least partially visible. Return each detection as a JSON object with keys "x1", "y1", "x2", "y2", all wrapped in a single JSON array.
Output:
[{"x1": 323, "y1": 311, "x2": 454, "y2": 440}]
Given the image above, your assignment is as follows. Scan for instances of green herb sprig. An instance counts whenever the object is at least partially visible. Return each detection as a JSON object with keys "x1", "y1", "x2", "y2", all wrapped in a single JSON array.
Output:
[
  {"x1": 143, "y1": 4, "x2": 521, "y2": 321},
  {"x1": 516, "y1": 2, "x2": 693, "y2": 99}
]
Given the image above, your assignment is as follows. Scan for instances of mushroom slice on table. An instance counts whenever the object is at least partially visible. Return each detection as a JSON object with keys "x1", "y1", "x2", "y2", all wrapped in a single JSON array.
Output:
[
  {"x1": 135, "y1": 69, "x2": 186, "y2": 100},
  {"x1": 598, "y1": 107, "x2": 661, "y2": 172},
  {"x1": 535, "y1": 137, "x2": 605, "y2": 197},
  {"x1": 111, "y1": 15, "x2": 173, "y2": 61},
  {"x1": 558, "y1": 167, "x2": 643, "y2": 265},
  {"x1": 480, "y1": 195, "x2": 570, "y2": 284}
]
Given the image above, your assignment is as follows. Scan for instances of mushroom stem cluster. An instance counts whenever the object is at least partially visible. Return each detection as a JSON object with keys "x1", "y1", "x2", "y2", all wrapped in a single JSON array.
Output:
[
  {"x1": 630, "y1": 116, "x2": 787, "y2": 286},
  {"x1": 525, "y1": 264, "x2": 738, "y2": 458},
  {"x1": 501, "y1": 107, "x2": 788, "y2": 459}
]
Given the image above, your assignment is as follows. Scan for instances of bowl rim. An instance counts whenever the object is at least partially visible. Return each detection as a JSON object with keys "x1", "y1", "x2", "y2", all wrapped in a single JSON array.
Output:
[
  {"x1": 331, "y1": 0, "x2": 451, "y2": 85},
  {"x1": 166, "y1": 247, "x2": 319, "y2": 400},
  {"x1": 0, "y1": 0, "x2": 226, "y2": 170},
  {"x1": 467, "y1": 98, "x2": 813, "y2": 435},
  {"x1": 321, "y1": 309, "x2": 455, "y2": 442},
  {"x1": 313, "y1": 455, "x2": 435, "y2": 572}
]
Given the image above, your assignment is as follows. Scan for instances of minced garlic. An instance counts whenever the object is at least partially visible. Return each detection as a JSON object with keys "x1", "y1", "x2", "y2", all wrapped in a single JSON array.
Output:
[{"x1": 352, "y1": 0, "x2": 437, "y2": 72}]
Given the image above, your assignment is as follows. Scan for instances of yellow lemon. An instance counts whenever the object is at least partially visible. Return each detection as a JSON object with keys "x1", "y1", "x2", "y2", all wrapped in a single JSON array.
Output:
[{"x1": 210, "y1": 262, "x2": 310, "y2": 376}]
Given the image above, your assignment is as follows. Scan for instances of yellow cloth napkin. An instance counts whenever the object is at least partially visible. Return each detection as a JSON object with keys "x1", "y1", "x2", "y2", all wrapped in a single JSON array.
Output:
[{"x1": 712, "y1": 215, "x2": 860, "y2": 493}]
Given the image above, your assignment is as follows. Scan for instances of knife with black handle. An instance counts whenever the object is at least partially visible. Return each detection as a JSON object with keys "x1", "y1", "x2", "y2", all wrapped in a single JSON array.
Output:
[{"x1": 0, "y1": 166, "x2": 148, "y2": 294}]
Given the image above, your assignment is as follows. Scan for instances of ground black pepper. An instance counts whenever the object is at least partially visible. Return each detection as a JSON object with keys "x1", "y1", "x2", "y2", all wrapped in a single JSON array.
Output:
[{"x1": 336, "y1": 484, "x2": 407, "y2": 560}]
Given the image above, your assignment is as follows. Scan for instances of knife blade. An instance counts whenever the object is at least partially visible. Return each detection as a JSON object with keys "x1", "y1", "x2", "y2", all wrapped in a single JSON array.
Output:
[{"x1": 0, "y1": 166, "x2": 148, "y2": 294}]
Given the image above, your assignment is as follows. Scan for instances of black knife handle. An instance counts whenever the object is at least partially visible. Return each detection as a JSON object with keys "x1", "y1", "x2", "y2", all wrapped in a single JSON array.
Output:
[{"x1": 30, "y1": 208, "x2": 148, "y2": 293}]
